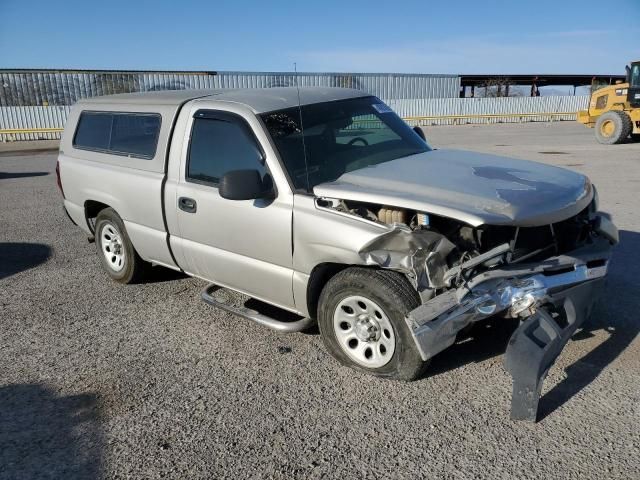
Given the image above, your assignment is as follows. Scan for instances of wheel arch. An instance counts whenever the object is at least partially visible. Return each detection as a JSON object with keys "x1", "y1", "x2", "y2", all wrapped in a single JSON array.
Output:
[
  {"x1": 306, "y1": 262, "x2": 351, "y2": 319},
  {"x1": 305, "y1": 262, "x2": 418, "y2": 320},
  {"x1": 84, "y1": 200, "x2": 112, "y2": 234}
]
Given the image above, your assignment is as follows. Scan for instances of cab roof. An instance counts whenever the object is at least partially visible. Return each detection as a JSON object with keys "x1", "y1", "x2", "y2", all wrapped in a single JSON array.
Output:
[{"x1": 75, "y1": 87, "x2": 370, "y2": 113}]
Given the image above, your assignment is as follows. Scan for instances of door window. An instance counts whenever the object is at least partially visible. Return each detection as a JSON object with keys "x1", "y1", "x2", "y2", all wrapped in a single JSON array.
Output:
[{"x1": 187, "y1": 112, "x2": 265, "y2": 185}]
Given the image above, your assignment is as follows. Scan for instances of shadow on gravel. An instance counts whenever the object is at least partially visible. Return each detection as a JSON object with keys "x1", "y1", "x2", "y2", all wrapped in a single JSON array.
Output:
[
  {"x1": 0, "y1": 171, "x2": 49, "y2": 179},
  {"x1": 0, "y1": 242, "x2": 51, "y2": 280},
  {"x1": 144, "y1": 266, "x2": 189, "y2": 283},
  {"x1": 0, "y1": 149, "x2": 58, "y2": 158},
  {"x1": 427, "y1": 317, "x2": 519, "y2": 377},
  {"x1": 538, "y1": 229, "x2": 640, "y2": 420},
  {"x1": 0, "y1": 384, "x2": 103, "y2": 479}
]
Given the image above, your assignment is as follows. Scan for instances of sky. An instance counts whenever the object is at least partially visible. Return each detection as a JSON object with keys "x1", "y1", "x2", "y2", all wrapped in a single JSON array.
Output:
[{"x1": 1, "y1": 0, "x2": 638, "y2": 75}]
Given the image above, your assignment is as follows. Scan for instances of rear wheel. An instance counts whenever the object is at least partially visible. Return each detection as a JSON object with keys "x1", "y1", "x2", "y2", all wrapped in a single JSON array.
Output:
[
  {"x1": 317, "y1": 267, "x2": 428, "y2": 381},
  {"x1": 595, "y1": 111, "x2": 632, "y2": 144},
  {"x1": 95, "y1": 208, "x2": 148, "y2": 284}
]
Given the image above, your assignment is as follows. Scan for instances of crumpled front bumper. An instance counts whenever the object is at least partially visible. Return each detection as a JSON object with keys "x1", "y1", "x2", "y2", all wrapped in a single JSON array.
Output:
[{"x1": 405, "y1": 214, "x2": 618, "y2": 421}]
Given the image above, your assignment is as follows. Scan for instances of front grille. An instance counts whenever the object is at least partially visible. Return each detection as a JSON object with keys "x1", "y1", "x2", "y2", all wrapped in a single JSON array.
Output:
[{"x1": 477, "y1": 206, "x2": 593, "y2": 263}]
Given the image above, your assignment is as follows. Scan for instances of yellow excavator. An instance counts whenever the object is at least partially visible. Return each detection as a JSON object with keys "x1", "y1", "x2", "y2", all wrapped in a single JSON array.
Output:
[{"x1": 578, "y1": 60, "x2": 640, "y2": 144}]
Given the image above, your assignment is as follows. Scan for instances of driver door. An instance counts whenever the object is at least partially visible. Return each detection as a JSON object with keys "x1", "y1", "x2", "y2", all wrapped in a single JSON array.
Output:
[{"x1": 174, "y1": 109, "x2": 295, "y2": 310}]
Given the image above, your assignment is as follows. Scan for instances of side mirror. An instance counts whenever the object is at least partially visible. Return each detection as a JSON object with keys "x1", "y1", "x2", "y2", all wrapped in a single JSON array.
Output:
[
  {"x1": 413, "y1": 126, "x2": 426, "y2": 142},
  {"x1": 219, "y1": 169, "x2": 273, "y2": 201}
]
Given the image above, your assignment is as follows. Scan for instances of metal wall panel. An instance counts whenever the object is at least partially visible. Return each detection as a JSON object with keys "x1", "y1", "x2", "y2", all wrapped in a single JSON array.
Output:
[
  {"x1": 0, "y1": 71, "x2": 218, "y2": 106},
  {"x1": 389, "y1": 96, "x2": 590, "y2": 125},
  {"x1": 0, "y1": 96, "x2": 589, "y2": 141},
  {"x1": 0, "y1": 70, "x2": 460, "y2": 106},
  {"x1": 0, "y1": 106, "x2": 71, "y2": 140},
  {"x1": 211, "y1": 72, "x2": 460, "y2": 100}
]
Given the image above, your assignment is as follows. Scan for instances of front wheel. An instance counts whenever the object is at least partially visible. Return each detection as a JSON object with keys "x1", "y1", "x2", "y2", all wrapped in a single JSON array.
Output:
[
  {"x1": 95, "y1": 208, "x2": 148, "y2": 284},
  {"x1": 317, "y1": 267, "x2": 429, "y2": 381},
  {"x1": 594, "y1": 111, "x2": 632, "y2": 144}
]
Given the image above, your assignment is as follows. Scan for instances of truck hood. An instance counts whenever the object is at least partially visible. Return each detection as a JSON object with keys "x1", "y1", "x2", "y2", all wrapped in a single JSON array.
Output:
[{"x1": 313, "y1": 149, "x2": 593, "y2": 227}]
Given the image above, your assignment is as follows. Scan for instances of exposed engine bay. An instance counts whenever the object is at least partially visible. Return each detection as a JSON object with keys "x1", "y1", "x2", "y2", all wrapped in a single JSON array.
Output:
[{"x1": 318, "y1": 196, "x2": 606, "y2": 297}]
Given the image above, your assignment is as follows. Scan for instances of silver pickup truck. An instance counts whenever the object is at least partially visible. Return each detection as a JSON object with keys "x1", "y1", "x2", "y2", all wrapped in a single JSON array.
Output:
[{"x1": 57, "y1": 87, "x2": 618, "y2": 421}]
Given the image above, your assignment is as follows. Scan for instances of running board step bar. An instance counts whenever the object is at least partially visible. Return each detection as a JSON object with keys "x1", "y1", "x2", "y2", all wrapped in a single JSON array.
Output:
[{"x1": 201, "y1": 284, "x2": 315, "y2": 333}]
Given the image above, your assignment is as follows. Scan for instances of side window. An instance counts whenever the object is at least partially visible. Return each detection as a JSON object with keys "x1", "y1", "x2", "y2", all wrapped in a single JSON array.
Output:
[
  {"x1": 187, "y1": 114, "x2": 265, "y2": 185},
  {"x1": 73, "y1": 111, "x2": 161, "y2": 158},
  {"x1": 73, "y1": 112, "x2": 111, "y2": 151},
  {"x1": 110, "y1": 114, "x2": 161, "y2": 157},
  {"x1": 595, "y1": 94, "x2": 608, "y2": 110}
]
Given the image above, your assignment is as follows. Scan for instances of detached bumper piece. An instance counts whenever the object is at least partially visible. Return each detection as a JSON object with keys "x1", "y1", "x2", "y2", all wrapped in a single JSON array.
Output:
[
  {"x1": 505, "y1": 278, "x2": 603, "y2": 421},
  {"x1": 406, "y1": 221, "x2": 616, "y2": 422}
]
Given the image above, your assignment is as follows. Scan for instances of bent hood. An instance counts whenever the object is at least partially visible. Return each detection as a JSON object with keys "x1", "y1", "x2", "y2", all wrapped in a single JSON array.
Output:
[{"x1": 313, "y1": 149, "x2": 593, "y2": 227}]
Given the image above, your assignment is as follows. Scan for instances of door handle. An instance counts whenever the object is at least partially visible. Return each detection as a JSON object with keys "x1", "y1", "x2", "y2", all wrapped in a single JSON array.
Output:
[{"x1": 178, "y1": 196, "x2": 197, "y2": 213}]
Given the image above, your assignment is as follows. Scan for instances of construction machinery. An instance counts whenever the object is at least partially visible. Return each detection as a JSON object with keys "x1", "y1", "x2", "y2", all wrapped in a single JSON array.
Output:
[{"x1": 578, "y1": 61, "x2": 640, "y2": 144}]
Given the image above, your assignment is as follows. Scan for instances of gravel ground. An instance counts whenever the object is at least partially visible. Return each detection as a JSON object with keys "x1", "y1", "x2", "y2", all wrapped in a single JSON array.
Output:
[{"x1": 1, "y1": 121, "x2": 638, "y2": 479}]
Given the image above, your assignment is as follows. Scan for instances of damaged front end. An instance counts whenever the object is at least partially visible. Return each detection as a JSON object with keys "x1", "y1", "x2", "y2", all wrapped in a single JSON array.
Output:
[
  {"x1": 405, "y1": 214, "x2": 618, "y2": 422},
  {"x1": 358, "y1": 226, "x2": 455, "y2": 295},
  {"x1": 318, "y1": 195, "x2": 618, "y2": 422}
]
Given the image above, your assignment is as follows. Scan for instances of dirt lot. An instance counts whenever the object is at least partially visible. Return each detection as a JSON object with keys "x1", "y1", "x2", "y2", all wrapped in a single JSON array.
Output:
[{"x1": 1, "y1": 121, "x2": 638, "y2": 479}]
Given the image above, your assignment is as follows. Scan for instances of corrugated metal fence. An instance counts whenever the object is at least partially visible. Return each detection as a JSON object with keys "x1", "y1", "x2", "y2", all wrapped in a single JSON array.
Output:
[
  {"x1": 0, "y1": 70, "x2": 461, "y2": 106},
  {"x1": 390, "y1": 96, "x2": 589, "y2": 125},
  {"x1": 0, "y1": 106, "x2": 71, "y2": 141},
  {"x1": 0, "y1": 96, "x2": 589, "y2": 141},
  {"x1": 214, "y1": 72, "x2": 460, "y2": 100}
]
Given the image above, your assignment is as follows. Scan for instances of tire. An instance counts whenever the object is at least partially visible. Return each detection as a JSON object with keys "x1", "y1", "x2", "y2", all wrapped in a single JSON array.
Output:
[
  {"x1": 317, "y1": 267, "x2": 428, "y2": 381},
  {"x1": 94, "y1": 208, "x2": 148, "y2": 284},
  {"x1": 594, "y1": 111, "x2": 632, "y2": 144}
]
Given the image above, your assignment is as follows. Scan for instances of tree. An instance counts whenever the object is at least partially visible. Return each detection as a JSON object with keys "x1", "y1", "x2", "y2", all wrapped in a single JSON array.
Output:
[{"x1": 476, "y1": 77, "x2": 522, "y2": 98}]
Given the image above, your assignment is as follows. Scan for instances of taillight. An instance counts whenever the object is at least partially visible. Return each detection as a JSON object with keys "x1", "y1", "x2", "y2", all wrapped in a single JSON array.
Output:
[{"x1": 55, "y1": 160, "x2": 65, "y2": 198}]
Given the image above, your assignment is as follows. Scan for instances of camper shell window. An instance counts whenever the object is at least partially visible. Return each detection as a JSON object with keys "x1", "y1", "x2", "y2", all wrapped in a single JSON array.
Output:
[{"x1": 73, "y1": 111, "x2": 161, "y2": 159}]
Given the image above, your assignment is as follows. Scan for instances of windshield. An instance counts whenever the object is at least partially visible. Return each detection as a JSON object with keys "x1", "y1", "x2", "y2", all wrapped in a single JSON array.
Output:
[{"x1": 260, "y1": 96, "x2": 430, "y2": 191}]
